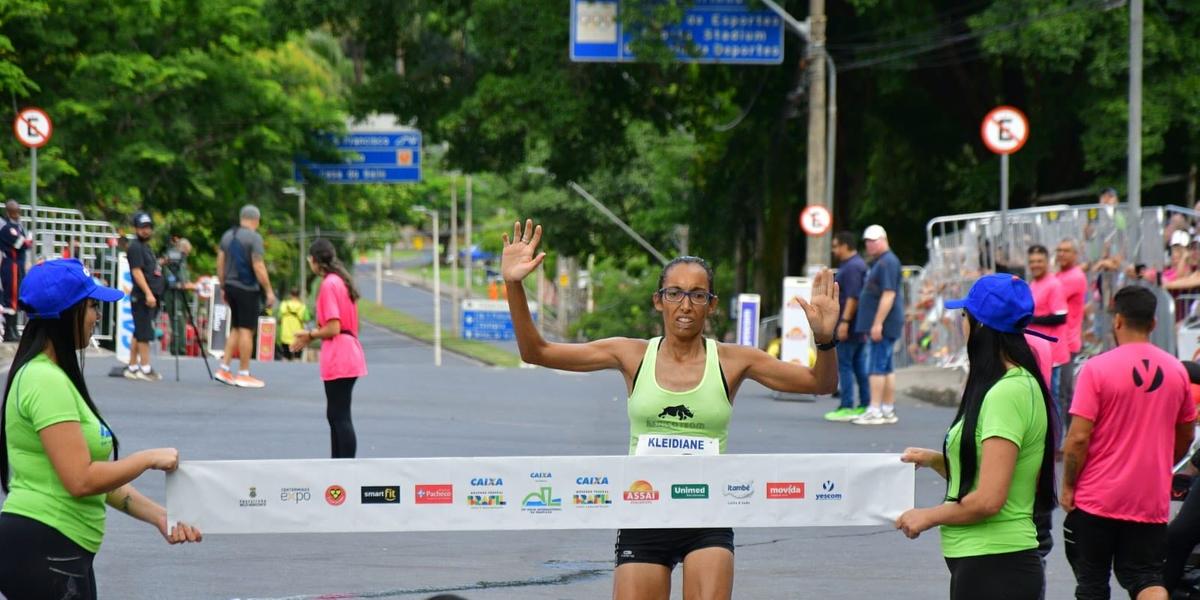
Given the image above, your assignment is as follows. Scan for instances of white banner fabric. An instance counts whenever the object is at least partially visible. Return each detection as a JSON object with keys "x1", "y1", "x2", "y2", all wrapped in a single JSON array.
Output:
[{"x1": 167, "y1": 454, "x2": 913, "y2": 534}]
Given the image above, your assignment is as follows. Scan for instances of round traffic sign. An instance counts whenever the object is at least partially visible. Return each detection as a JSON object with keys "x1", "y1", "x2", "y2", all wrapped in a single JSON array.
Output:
[
  {"x1": 980, "y1": 106, "x2": 1028, "y2": 155},
  {"x1": 13, "y1": 107, "x2": 52, "y2": 148},
  {"x1": 799, "y1": 205, "x2": 832, "y2": 236}
]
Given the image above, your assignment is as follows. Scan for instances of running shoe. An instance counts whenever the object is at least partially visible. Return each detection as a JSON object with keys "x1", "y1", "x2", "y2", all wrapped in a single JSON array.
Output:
[
  {"x1": 823, "y1": 407, "x2": 865, "y2": 422},
  {"x1": 123, "y1": 368, "x2": 141, "y2": 381},
  {"x1": 138, "y1": 369, "x2": 162, "y2": 382},
  {"x1": 214, "y1": 369, "x2": 236, "y2": 386},
  {"x1": 234, "y1": 374, "x2": 265, "y2": 389},
  {"x1": 851, "y1": 410, "x2": 887, "y2": 426},
  {"x1": 881, "y1": 409, "x2": 899, "y2": 424}
]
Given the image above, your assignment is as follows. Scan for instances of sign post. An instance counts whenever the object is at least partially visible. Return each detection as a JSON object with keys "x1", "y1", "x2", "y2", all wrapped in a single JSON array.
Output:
[
  {"x1": 13, "y1": 107, "x2": 52, "y2": 254},
  {"x1": 980, "y1": 106, "x2": 1029, "y2": 259},
  {"x1": 799, "y1": 205, "x2": 832, "y2": 238},
  {"x1": 735, "y1": 294, "x2": 761, "y2": 348}
]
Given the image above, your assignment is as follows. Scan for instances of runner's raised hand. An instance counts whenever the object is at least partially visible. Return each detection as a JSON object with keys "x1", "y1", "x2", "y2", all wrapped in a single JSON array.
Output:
[
  {"x1": 794, "y1": 269, "x2": 840, "y2": 343},
  {"x1": 501, "y1": 219, "x2": 546, "y2": 283}
]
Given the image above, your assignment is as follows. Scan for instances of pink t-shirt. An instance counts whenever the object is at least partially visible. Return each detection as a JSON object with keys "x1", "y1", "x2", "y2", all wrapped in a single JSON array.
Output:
[
  {"x1": 1028, "y1": 275, "x2": 1070, "y2": 366},
  {"x1": 316, "y1": 273, "x2": 367, "y2": 382},
  {"x1": 1025, "y1": 333, "x2": 1053, "y2": 387},
  {"x1": 1071, "y1": 343, "x2": 1196, "y2": 523},
  {"x1": 1055, "y1": 266, "x2": 1088, "y2": 354}
]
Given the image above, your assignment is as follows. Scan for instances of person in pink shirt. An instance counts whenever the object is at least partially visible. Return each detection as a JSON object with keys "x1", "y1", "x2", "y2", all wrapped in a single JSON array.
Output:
[
  {"x1": 1026, "y1": 246, "x2": 1069, "y2": 409},
  {"x1": 1062, "y1": 285, "x2": 1196, "y2": 600},
  {"x1": 1054, "y1": 238, "x2": 1088, "y2": 423},
  {"x1": 289, "y1": 239, "x2": 368, "y2": 459},
  {"x1": 1024, "y1": 333, "x2": 1053, "y2": 386}
]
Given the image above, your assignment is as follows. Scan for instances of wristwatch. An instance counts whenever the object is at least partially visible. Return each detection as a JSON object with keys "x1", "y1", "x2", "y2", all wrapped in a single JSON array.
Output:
[{"x1": 815, "y1": 338, "x2": 837, "y2": 351}]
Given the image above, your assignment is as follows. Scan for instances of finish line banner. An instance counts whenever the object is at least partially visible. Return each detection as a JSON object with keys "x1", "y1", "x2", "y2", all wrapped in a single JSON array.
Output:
[{"x1": 166, "y1": 454, "x2": 913, "y2": 534}]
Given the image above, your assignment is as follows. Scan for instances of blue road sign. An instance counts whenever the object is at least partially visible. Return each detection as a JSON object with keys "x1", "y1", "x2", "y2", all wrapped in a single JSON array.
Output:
[
  {"x1": 461, "y1": 300, "x2": 537, "y2": 341},
  {"x1": 570, "y1": 0, "x2": 783, "y2": 65},
  {"x1": 296, "y1": 131, "x2": 422, "y2": 184}
]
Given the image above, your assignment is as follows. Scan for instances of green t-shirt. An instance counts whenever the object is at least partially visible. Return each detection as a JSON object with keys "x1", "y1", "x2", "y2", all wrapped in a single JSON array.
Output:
[
  {"x1": 2, "y1": 353, "x2": 113, "y2": 553},
  {"x1": 940, "y1": 367, "x2": 1047, "y2": 558},
  {"x1": 627, "y1": 337, "x2": 731, "y2": 455}
]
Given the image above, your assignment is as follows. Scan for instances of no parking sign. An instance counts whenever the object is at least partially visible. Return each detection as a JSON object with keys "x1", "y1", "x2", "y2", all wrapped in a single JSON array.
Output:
[{"x1": 799, "y1": 205, "x2": 832, "y2": 237}]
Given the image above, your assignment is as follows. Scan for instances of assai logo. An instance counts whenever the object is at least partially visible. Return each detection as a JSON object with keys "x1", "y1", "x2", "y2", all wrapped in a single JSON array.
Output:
[
  {"x1": 362, "y1": 485, "x2": 400, "y2": 504},
  {"x1": 280, "y1": 487, "x2": 312, "y2": 504},
  {"x1": 415, "y1": 484, "x2": 454, "y2": 505},
  {"x1": 239, "y1": 486, "x2": 267, "y2": 508},
  {"x1": 815, "y1": 480, "x2": 843, "y2": 501},
  {"x1": 723, "y1": 481, "x2": 754, "y2": 502},
  {"x1": 622, "y1": 480, "x2": 661, "y2": 503},
  {"x1": 576, "y1": 476, "x2": 609, "y2": 485},
  {"x1": 470, "y1": 477, "x2": 504, "y2": 486},
  {"x1": 468, "y1": 477, "x2": 506, "y2": 509},
  {"x1": 766, "y1": 482, "x2": 805, "y2": 499},
  {"x1": 325, "y1": 485, "x2": 347, "y2": 506},
  {"x1": 671, "y1": 484, "x2": 709, "y2": 500},
  {"x1": 521, "y1": 487, "x2": 563, "y2": 513}
]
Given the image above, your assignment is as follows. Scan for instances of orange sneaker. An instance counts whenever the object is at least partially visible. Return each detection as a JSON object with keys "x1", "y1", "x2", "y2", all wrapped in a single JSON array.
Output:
[
  {"x1": 214, "y1": 370, "x2": 236, "y2": 386},
  {"x1": 234, "y1": 374, "x2": 265, "y2": 389}
]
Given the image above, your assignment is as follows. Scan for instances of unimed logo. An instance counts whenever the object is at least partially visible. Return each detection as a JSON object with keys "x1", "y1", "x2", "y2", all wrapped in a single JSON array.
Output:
[
  {"x1": 766, "y1": 482, "x2": 805, "y2": 499},
  {"x1": 415, "y1": 484, "x2": 454, "y2": 504},
  {"x1": 671, "y1": 484, "x2": 709, "y2": 499}
]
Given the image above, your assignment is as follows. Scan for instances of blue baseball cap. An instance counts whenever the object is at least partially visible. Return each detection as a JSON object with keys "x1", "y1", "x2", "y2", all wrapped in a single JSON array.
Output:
[
  {"x1": 20, "y1": 259, "x2": 124, "y2": 319},
  {"x1": 944, "y1": 273, "x2": 1057, "y2": 342}
]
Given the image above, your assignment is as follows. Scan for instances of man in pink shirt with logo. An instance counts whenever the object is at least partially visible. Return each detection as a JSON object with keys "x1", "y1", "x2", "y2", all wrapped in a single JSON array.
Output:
[
  {"x1": 1026, "y1": 246, "x2": 1069, "y2": 414},
  {"x1": 1062, "y1": 285, "x2": 1195, "y2": 600},
  {"x1": 1055, "y1": 238, "x2": 1089, "y2": 424}
]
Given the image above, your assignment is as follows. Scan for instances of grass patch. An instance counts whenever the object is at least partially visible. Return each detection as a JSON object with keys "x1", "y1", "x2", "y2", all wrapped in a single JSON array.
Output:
[{"x1": 357, "y1": 300, "x2": 523, "y2": 368}]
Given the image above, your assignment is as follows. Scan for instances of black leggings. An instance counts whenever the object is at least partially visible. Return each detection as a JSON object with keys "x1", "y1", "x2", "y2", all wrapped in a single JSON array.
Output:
[
  {"x1": 325, "y1": 377, "x2": 357, "y2": 458},
  {"x1": 945, "y1": 549, "x2": 1043, "y2": 600},
  {"x1": 0, "y1": 513, "x2": 97, "y2": 600}
]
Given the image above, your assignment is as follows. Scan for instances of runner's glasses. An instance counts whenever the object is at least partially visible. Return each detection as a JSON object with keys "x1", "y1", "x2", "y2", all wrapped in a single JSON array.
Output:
[{"x1": 658, "y1": 288, "x2": 714, "y2": 304}]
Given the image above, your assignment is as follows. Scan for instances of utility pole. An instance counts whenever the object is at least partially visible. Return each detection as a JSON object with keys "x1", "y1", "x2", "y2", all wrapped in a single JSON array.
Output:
[
  {"x1": 465, "y1": 175, "x2": 473, "y2": 298},
  {"x1": 803, "y1": 0, "x2": 828, "y2": 273},
  {"x1": 450, "y1": 176, "x2": 459, "y2": 336},
  {"x1": 1127, "y1": 0, "x2": 1143, "y2": 263}
]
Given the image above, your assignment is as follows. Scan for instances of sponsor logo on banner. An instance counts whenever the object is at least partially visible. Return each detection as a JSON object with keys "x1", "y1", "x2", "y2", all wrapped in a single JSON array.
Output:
[
  {"x1": 723, "y1": 481, "x2": 754, "y2": 505},
  {"x1": 416, "y1": 484, "x2": 454, "y2": 504},
  {"x1": 362, "y1": 486, "x2": 401, "y2": 504},
  {"x1": 671, "y1": 484, "x2": 709, "y2": 499},
  {"x1": 573, "y1": 475, "x2": 613, "y2": 507},
  {"x1": 239, "y1": 486, "x2": 267, "y2": 508},
  {"x1": 766, "y1": 482, "x2": 805, "y2": 499},
  {"x1": 575, "y1": 476, "x2": 609, "y2": 485},
  {"x1": 521, "y1": 487, "x2": 563, "y2": 513},
  {"x1": 622, "y1": 480, "x2": 661, "y2": 503},
  {"x1": 280, "y1": 487, "x2": 312, "y2": 504},
  {"x1": 325, "y1": 485, "x2": 347, "y2": 506},
  {"x1": 530, "y1": 472, "x2": 552, "y2": 480},
  {"x1": 574, "y1": 492, "x2": 612, "y2": 506},
  {"x1": 468, "y1": 477, "x2": 507, "y2": 509},
  {"x1": 815, "y1": 480, "x2": 844, "y2": 501}
]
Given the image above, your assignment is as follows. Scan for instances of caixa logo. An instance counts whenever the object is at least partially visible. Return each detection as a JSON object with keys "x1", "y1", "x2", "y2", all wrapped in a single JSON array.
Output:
[
  {"x1": 576, "y1": 476, "x2": 609, "y2": 485},
  {"x1": 766, "y1": 482, "x2": 805, "y2": 499},
  {"x1": 470, "y1": 477, "x2": 504, "y2": 487},
  {"x1": 815, "y1": 480, "x2": 843, "y2": 501},
  {"x1": 530, "y1": 472, "x2": 552, "y2": 481}
]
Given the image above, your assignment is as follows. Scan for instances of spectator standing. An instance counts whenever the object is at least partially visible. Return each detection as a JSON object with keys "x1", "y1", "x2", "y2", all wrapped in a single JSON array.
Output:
[
  {"x1": 1054, "y1": 238, "x2": 1088, "y2": 423},
  {"x1": 124, "y1": 212, "x2": 166, "y2": 381},
  {"x1": 852, "y1": 225, "x2": 904, "y2": 426},
  {"x1": 214, "y1": 205, "x2": 276, "y2": 388},
  {"x1": 0, "y1": 200, "x2": 30, "y2": 341},
  {"x1": 276, "y1": 288, "x2": 308, "y2": 361},
  {"x1": 1062, "y1": 286, "x2": 1196, "y2": 600},
  {"x1": 825, "y1": 231, "x2": 870, "y2": 422},
  {"x1": 1026, "y1": 246, "x2": 1069, "y2": 408}
]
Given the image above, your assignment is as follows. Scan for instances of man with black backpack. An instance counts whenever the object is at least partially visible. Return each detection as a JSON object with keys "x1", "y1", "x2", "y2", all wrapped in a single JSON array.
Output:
[
  {"x1": 126, "y1": 212, "x2": 167, "y2": 381},
  {"x1": 214, "y1": 204, "x2": 276, "y2": 388}
]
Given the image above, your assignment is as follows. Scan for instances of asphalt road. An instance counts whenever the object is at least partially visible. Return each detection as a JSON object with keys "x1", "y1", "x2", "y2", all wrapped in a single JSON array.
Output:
[{"x1": 24, "y1": 319, "x2": 1085, "y2": 600}]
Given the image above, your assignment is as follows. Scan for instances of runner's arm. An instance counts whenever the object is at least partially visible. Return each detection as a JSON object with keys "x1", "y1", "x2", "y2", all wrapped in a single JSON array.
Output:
[
  {"x1": 729, "y1": 343, "x2": 837, "y2": 395},
  {"x1": 506, "y1": 280, "x2": 640, "y2": 373}
]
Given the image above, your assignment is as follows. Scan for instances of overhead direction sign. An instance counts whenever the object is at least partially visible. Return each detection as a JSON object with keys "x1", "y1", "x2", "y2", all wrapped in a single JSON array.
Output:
[
  {"x1": 980, "y1": 106, "x2": 1029, "y2": 155},
  {"x1": 799, "y1": 205, "x2": 832, "y2": 236},
  {"x1": 14, "y1": 107, "x2": 52, "y2": 148},
  {"x1": 297, "y1": 128, "x2": 422, "y2": 184},
  {"x1": 570, "y1": 0, "x2": 784, "y2": 65}
]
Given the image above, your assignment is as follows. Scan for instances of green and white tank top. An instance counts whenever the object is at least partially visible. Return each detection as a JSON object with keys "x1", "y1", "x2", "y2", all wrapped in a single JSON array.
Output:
[{"x1": 627, "y1": 337, "x2": 731, "y2": 455}]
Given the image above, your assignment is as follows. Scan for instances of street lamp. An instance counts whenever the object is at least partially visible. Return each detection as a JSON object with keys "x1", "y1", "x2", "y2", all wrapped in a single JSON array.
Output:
[
  {"x1": 413, "y1": 205, "x2": 442, "y2": 367},
  {"x1": 282, "y1": 186, "x2": 307, "y2": 308}
]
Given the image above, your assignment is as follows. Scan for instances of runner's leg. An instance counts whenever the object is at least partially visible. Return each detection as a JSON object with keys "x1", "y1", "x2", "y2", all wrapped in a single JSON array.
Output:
[
  {"x1": 613, "y1": 564, "x2": 671, "y2": 600},
  {"x1": 681, "y1": 547, "x2": 734, "y2": 600}
]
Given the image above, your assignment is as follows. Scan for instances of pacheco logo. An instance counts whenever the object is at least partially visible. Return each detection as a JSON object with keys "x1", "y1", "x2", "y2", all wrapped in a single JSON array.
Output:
[
  {"x1": 671, "y1": 484, "x2": 709, "y2": 499},
  {"x1": 416, "y1": 484, "x2": 454, "y2": 504},
  {"x1": 815, "y1": 480, "x2": 843, "y2": 501},
  {"x1": 280, "y1": 487, "x2": 312, "y2": 504},
  {"x1": 622, "y1": 480, "x2": 660, "y2": 503},
  {"x1": 361, "y1": 485, "x2": 400, "y2": 504},
  {"x1": 325, "y1": 485, "x2": 347, "y2": 506},
  {"x1": 766, "y1": 482, "x2": 805, "y2": 499}
]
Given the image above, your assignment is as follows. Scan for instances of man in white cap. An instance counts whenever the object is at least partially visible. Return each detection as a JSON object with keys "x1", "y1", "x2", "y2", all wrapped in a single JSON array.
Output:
[{"x1": 852, "y1": 225, "x2": 904, "y2": 425}]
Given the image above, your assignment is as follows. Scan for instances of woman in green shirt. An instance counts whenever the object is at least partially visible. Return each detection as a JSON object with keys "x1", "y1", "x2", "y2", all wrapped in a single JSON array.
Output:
[
  {"x1": 0, "y1": 259, "x2": 201, "y2": 600},
  {"x1": 502, "y1": 219, "x2": 841, "y2": 600},
  {"x1": 895, "y1": 274, "x2": 1057, "y2": 600}
]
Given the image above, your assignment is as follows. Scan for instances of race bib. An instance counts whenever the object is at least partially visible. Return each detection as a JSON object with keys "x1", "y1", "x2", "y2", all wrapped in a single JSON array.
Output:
[{"x1": 635, "y1": 434, "x2": 720, "y2": 456}]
